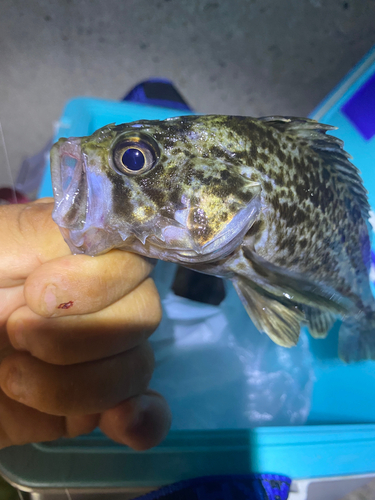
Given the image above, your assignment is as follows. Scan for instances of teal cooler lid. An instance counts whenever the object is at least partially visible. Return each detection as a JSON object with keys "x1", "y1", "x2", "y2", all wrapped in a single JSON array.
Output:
[{"x1": 2, "y1": 53, "x2": 375, "y2": 489}]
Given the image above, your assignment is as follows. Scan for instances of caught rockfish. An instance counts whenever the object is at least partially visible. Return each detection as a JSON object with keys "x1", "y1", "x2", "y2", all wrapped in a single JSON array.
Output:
[{"x1": 50, "y1": 115, "x2": 375, "y2": 362}]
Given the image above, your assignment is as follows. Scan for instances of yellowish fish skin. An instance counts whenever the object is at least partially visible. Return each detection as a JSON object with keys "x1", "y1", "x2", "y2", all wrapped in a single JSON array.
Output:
[{"x1": 50, "y1": 115, "x2": 375, "y2": 362}]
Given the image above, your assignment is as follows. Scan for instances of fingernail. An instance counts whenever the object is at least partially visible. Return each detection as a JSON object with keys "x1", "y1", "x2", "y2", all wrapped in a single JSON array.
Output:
[
  {"x1": 129, "y1": 395, "x2": 152, "y2": 431},
  {"x1": 12, "y1": 321, "x2": 27, "y2": 350},
  {"x1": 5, "y1": 366, "x2": 24, "y2": 400},
  {"x1": 42, "y1": 284, "x2": 57, "y2": 316}
]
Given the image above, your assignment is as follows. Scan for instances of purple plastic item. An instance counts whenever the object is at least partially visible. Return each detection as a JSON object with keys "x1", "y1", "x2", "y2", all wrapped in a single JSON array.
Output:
[
  {"x1": 133, "y1": 474, "x2": 291, "y2": 500},
  {"x1": 342, "y1": 72, "x2": 375, "y2": 140}
]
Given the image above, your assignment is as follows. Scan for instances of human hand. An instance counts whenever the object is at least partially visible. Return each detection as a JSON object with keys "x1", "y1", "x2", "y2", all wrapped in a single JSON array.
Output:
[{"x1": 0, "y1": 199, "x2": 171, "y2": 450}]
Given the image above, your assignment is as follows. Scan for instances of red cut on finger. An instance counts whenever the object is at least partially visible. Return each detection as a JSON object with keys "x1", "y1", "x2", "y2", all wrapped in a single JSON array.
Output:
[
  {"x1": 7, "y1": 279, "x2": 162, "y2": 366},
  {"x1": 24, "y1": 250, "x2": 154, "y2": 318}
]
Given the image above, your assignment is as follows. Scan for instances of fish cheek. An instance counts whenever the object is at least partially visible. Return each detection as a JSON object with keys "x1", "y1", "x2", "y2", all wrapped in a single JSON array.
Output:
[
  {"x1": 187, "y1": 207, "x2": 214, "y2": 245},
  {"x1": 107, "y1": 170, "x2": 135, "y2": 221},
  {"x1": 137, "y1": 182, "x2": 167, "y2": 210}
]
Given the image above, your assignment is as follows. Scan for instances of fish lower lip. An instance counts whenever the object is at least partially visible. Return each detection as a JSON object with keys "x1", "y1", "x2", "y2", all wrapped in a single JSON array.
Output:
[
  {"x1": 67, "y1": 229, "x2": 85, "y2": 246},
  {"x1": 59, "y1": 227, "x2": 86, "y2": 254},
  {"x1": 60, "y1": 227, "x2": 124, "y2": 256}
]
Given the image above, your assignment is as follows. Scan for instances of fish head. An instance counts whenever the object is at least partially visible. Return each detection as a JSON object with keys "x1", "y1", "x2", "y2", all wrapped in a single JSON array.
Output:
[{"x1": 51, "y1": 116, "x2": 261, "y2": 264}]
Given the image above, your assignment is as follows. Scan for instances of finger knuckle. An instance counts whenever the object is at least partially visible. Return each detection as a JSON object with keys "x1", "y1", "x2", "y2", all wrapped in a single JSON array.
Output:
[{"x1": 8, "y1": 319, "x2": 70, "y2": 366}]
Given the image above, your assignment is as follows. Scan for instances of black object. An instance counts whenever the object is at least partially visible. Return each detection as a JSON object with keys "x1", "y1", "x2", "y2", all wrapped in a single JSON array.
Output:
[
  {"x1": 172, "y1": 267, "x2": 226, "y2": 306},
  {"x1": 134, "y1": 474, "x2": 292, "y2": 500},
  {"x1": 123, "y1": 78, "x2": 193, "y2": 111}
]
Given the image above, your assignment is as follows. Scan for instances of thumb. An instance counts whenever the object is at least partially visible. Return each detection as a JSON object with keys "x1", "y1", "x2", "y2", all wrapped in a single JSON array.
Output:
[{"x1": 0, "y1": 199, "x2": 70, "y2": 287}]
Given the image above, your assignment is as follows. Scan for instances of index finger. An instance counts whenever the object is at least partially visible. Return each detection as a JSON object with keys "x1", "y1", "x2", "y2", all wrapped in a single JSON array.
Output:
[
  {"x1": 24, "y1": 250, "x2": 155, "y2": 318},
  {"x1": 0, "y1": 200, "x2": 70, "y2": 287},
  {"x1": 0, "y1": 200, "x2": 155, "y2": 317}
]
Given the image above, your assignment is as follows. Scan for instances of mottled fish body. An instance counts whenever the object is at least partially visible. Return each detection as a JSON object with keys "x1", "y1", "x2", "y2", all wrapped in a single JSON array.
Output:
[{"x1": 51, "y1": 115, "x2": 375, "y2": 362}]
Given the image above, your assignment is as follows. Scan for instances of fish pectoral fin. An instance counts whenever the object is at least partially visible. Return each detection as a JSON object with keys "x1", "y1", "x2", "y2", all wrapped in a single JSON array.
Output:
[
  {"x1": 232, "y1": 278, "x2": 304, "y2": 347},
  {"x1": 241, "y1": 246, "x2": 354, "y2": 315},
  {"x1": 304, "y1": 306, "x2": 337, "y2": 339}
]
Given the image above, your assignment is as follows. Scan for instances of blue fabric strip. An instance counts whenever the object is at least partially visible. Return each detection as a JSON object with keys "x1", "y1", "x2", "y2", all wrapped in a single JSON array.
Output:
[
  {"x1": 134, "y1": 474, "x2": 291, "y2": 500},
  {"x1": 342, "y1": 71, "x2": 375, "y2": 140}
]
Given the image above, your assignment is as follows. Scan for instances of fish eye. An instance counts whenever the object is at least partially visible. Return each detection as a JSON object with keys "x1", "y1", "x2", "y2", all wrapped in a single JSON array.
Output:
[
  {"x1": 112, "y1": 134, "x2": 159, "y2": 175},
  {"x1": 122, "y1": 148, "x2": 145, "y2": 171}
]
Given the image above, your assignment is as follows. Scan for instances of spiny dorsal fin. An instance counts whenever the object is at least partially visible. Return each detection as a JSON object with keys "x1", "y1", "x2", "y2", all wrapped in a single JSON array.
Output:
[{"x1": 259, "y1": 116, "x2": 370, "y2": 220}]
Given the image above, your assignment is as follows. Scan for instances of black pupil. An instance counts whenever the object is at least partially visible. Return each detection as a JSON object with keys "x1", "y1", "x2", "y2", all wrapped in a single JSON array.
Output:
[{"x1": 122, "y1": 148, "x2": 145, "y2": 171}]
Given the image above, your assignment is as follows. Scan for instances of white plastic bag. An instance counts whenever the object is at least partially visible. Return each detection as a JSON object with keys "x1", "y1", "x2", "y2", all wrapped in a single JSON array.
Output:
[{"x1": 150, "y1": 262, "x2": 315, "y2": 430}]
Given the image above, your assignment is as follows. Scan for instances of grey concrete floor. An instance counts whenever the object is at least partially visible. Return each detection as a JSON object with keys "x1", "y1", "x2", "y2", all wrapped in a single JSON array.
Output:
[
  {"x1": 1, "y1": 0, "x2": 375, "y2": 185},
  {"x1": 1, "y1": 1, "x2": 375, "y2": 498}
]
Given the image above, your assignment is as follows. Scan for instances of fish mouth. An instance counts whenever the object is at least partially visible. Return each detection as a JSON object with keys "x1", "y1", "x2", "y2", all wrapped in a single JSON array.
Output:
[
  {"x1": 60, "y1": 227, "x2": 122, "y2": 255},
  {"x1": 51, "y1": 137, "x2": 124, "y2": 255},
  {"x1": 51, "y1": 137, "x2": 88, "y2": 231}
]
